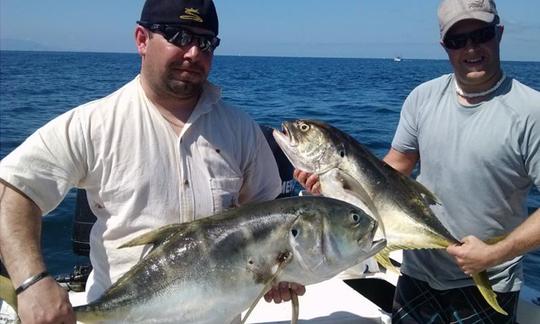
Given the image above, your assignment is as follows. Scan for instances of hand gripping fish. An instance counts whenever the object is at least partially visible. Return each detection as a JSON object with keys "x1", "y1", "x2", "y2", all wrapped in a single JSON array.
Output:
[
  {"x1": 0, "y1": 196, "x2": 385, "y2": 323},
  {"x1": 272, "y1": 119, "x2": 508, "y2": 315}
]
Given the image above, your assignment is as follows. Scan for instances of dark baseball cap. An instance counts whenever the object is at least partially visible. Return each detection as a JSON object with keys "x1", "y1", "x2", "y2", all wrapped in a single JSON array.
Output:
[{"x1": 138, "y1": 0, "x2": 219, "y2": 36}]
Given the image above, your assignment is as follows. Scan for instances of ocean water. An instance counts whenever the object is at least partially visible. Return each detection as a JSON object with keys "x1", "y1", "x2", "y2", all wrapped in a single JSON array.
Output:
[{"x1": 1, "y1": 50, "x2": 539, "y2": 292}]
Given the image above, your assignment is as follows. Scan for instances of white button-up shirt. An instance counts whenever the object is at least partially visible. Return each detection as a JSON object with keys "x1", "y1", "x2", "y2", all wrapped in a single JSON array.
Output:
[{"x1": 0, "y1": 76, "x2": 281, "y2": 300}]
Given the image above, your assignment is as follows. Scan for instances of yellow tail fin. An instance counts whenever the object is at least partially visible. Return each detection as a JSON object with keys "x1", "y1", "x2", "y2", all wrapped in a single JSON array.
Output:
[
  {"x1": 471, "y1": 271, "x2": 508, "y2": 315},
  {"x1": 0, "y1": 275, "x2": 17, "y2": 311}
]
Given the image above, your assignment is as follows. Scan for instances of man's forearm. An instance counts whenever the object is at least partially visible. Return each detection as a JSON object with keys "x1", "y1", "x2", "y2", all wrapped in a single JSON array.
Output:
[
  {"x1": 495, "y1": 208, "x2": 540, "y2": 264},
  {"x1": 0, "y1": 182, "x2": 46, "y2": 287}
]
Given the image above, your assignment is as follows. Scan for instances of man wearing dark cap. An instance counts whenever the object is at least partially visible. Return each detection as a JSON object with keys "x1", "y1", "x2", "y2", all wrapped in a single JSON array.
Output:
[
  {"x1": 382, "y1": 0, "x2": 540, "y2": 322},
  {"x1": 0, "y1": 1, "x2": 302, "y2": 323},
  {"x1": 290, "y1": 0, "x2": 540, "y2": 322}
]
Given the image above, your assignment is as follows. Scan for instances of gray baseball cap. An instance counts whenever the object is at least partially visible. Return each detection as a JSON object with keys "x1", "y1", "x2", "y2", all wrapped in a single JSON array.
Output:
[{"x1": 438, "y1": 0, "x2": 499, "y2": 40}]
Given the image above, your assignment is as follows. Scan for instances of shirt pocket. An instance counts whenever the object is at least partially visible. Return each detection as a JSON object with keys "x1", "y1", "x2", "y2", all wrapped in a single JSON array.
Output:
[{"x1": 210, "y1": 177, "x2": 243, "y2": 213}]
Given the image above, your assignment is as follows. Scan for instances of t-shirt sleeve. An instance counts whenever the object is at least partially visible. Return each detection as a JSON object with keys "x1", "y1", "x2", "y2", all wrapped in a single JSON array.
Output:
[
  {"x1": 391, "y1": 88, "x2": 421, "y2": 153},
  {"x1": 523, "y1": 106, "x2": 540, "y2": 190},
  {"x1": 0, "y1": 110, "x2": 88, "y2": 214}
]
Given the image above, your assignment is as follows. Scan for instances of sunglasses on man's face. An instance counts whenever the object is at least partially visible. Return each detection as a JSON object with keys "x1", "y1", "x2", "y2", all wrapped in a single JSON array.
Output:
[
  {"x1": 141, "y1": 23, "x2": 220, "y2": 52},
  {"x1": 443, "y1": 25, "x2": 497, "y2": 50}
]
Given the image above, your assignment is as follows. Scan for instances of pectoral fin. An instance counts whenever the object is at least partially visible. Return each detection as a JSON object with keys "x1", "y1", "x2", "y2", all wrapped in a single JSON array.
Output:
[
  {"x1": 241, "y1": 251, "x2": 294, "y2": 324},
  {"x1": 471, "y1": 271, "x2": 508, "y2": 315},
  {"x1": 291, "y1": 290, "x2": 299, "y2": 324},
  {"x1": 320, "y1": 169, "x2": 386, "y2": 237}
]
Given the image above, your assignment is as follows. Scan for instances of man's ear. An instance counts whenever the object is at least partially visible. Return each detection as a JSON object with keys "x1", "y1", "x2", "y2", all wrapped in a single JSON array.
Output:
[
  {"x1": 497, "y1": 25, "x2": 504, "y2": 43},
  {"x1": 440, "y1": 40, "x2": 450, "y2": 55},
  {"x1": 135, "y1": 26, "x2": 149, "y2": 55}
]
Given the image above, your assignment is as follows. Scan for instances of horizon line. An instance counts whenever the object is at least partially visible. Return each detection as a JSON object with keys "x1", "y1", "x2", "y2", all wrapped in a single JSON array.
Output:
[{"x1": 2, "y1": 49, "x2": 540, "y2": 63}]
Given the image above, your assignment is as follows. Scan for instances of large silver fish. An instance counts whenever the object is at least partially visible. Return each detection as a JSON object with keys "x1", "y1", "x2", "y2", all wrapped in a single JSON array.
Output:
[
  {"x1": 0, "y1": 196, "x2": 385, "y2": 323},
  {"x1": 272, "y1": 119, "x2": 507, "y2": 315}
]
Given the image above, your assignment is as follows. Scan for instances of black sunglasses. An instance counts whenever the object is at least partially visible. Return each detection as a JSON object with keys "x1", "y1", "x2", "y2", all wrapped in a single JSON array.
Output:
[
  {"x1": 443, "y1": 25, "x2": 497, "y2": 50},
  {"x1": 138, "y1": 22, "x2": 220, "y2": 52}
]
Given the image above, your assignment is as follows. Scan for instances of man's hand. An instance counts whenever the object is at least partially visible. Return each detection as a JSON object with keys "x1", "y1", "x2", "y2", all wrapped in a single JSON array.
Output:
[
  {"x1": 17, "y1": 276, "x2": 75, "y2": 324},
  {"x1": 263, "y1": 281, "x2": 306, "y2": 304},
  {"x1": 447, "y1": 235, "x2": 500, "y2": 275},
  {"x1": 293, "y1": 169, "x2": 321, "y2": 194}
]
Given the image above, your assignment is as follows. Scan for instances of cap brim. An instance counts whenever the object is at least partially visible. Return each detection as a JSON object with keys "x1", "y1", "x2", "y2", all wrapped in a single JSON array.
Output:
[{"x1": 441, "y1": 12, "x2": 496, "y2": 40}]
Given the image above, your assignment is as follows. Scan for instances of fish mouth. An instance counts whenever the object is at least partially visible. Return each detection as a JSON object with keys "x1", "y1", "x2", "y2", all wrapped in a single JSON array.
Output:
[
  {"x1": 273, "y1": 123, "x2": 297, "y2": 147},
  {"x1": 367, "y1": 238, "x2": 387, "y2": 258},
  {"x1": 359, "y1": 221, "x2": 386, "y2": 257}
]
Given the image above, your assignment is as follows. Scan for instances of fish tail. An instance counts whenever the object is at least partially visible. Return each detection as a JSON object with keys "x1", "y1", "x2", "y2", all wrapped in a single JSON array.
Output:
[
  {"x1": 471, "y1": 271, "x2": 508, "y2": 315},
  {"x1": 0, "y1": 275, "x2": 17, "y2": 312}
]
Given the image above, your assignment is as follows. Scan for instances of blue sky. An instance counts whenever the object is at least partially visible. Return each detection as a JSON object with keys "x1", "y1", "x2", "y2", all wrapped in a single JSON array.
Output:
[{"x1": 1, "y1": 0, "x2": 539, "y2": 61}]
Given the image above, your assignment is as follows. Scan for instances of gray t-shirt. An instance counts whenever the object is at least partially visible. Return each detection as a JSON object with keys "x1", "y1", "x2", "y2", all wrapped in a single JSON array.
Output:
[{"x1": 391, "y1": 73, "x2": 540, "y2": 292}]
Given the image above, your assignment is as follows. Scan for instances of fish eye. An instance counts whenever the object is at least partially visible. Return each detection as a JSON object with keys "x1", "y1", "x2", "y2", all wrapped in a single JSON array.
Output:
[
  {"x1": 299, "y1": 123, "x2": 310, "y2": 132},
  {"x1": 350, "y1": 212, "x2": 360, "y2": 223}
]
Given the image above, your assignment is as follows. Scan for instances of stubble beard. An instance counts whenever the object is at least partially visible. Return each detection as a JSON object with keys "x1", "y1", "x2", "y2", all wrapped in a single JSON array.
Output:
[
  {"x1": 164, "y1": 64, "x2": 206, "y2": 99},
  {"x1": 166, "y1": 78, "x2": 203, "y2": 99}
]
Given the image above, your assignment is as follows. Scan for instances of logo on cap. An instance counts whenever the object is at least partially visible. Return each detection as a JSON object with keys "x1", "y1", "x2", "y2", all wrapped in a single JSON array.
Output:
[
  {"x1": 180, "y1": 8, "x2": 203, "y2": 23},
  {"x1": 469, "y1": 0, "x2": 486, "y2": 9}
]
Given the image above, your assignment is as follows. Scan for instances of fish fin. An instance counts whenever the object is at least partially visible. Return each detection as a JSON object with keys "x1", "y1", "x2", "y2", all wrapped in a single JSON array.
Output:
[
  {"x1": 0, "y1": 275, "x2": 17, "y2": 313},
  {"x1": 399, "y1": 174, "x2": 441, "y2": 206},
  {"x1": 484, "y1": 234, "x2": 508, "y2": 245},
  {"x1": 375, "y1": 250, "x2": 399, "y2": 274},
  {"x1": 242, "y1": 251, "x2": 294, "y2": 324},
  {"x1": 471, "y1": 271, "x2": 508, "y2": 315},
  {"x1": 74, "y1": 308, "x2": 107, "y2": 323},
  {"x1": 118, "y1": 223, "x2": 187, "y2": 249},
  {"x1": 291, "y1": 289, "x2": 299, "y2": 324},
  {"x1": 321, "y1": 169, "x2": 386, "y2": 237}
]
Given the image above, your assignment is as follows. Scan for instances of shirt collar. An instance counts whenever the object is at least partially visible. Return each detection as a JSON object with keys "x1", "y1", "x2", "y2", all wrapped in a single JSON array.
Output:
[{"x1": 186, "y1": 81, "x2": 221, "y2": 122}]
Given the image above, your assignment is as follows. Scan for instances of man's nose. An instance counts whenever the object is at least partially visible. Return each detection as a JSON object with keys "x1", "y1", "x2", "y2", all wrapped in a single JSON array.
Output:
[{"x1": 184, "y1": 43, "x2": 203, "y2": 60}]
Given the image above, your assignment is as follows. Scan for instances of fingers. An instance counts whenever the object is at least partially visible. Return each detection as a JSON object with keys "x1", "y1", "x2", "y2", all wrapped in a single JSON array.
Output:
[
  {"x1": 446, "y1": 243, "x2": 460, "y2": 256},
  {"x1": 290, "y1": 282, "x2": 306, "y2": 296},
  {"x1": 17, "y1": 277, "x2": 76, "y2": 324},
  {"x1": 305, "y1": 174, "x2": 321, "y2": 194},
  {"x1": 447, "y1": 236, "x2": 492, "y2": 276},
  {"x1": 263, "y1": 289, "x2": 274, "y2": 303},
  {"x1": 293, "y1": 169, "x2": 320, "y2": 194},
  {"x1": 263, "y1": 282, "x2": 306, "y2": 304},
  {"x1": 293, "y1": 169, "x2": 309, "y2": 187}
]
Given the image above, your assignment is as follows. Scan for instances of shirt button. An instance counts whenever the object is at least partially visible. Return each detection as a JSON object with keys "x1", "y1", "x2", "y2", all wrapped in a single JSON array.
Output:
[{"x1": 184, "y1": 179, "x2": 190, "y2": 186}]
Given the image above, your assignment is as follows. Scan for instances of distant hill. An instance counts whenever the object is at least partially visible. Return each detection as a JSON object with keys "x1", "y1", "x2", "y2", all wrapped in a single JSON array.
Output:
[{"x1": 0, "y1": 38, "x2": 57, "y2": 51}]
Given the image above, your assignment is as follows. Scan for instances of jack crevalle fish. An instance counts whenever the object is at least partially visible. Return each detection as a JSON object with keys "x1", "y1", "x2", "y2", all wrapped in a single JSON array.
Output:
[
  {"x1": 0, "y1": 196, "x2": 385, "y2": 323},
  {"x1": 272, "y1": 119, "x2": 507, "y2": 315}
]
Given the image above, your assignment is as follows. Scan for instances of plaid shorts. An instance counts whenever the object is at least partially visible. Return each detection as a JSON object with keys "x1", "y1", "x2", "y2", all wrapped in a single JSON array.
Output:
[{"x1": 392, "y1": 274, "x2": 519, "y2": 324}]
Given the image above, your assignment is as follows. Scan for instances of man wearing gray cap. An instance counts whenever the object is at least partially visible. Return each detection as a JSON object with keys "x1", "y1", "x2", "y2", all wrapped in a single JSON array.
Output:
[
  {"x1": 0, "y1": 0, "x2": 303, "y2": 323},
  {"x1": 384, "y1": 0, "x2": 540, "y2": 322}
]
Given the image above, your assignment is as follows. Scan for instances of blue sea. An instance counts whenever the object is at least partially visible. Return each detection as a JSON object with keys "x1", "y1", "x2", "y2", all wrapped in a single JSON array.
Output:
[{"x1": 1, "y1": 51, "x2": 539, "y2": 292}]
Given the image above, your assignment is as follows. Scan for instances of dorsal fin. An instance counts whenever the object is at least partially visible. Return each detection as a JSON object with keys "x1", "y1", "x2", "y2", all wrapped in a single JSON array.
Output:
[{"x1": 118, "y1": 223, "x2": 188, "y2": 250}]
